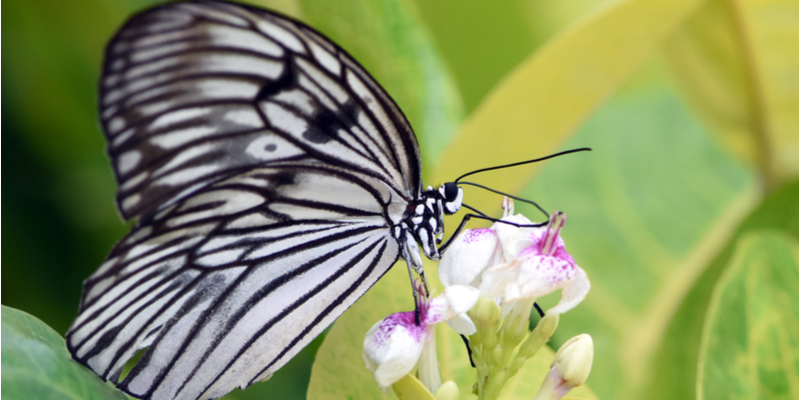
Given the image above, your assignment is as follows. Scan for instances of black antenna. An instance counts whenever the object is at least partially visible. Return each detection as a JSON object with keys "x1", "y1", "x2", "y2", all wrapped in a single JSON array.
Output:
[
  {"x1": 458, "y1": 181, "x2": 549, "y2": 219},
  {"x1": 461, "y1": 203, "x2": 548, "y2": 228},
  {"x1": 454, "y1": 147, "x2": 591, "y2": 183}
]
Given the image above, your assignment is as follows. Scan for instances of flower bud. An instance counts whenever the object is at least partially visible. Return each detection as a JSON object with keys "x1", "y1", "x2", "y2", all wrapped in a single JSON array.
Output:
[
  {"x1": 533, "y1": 334, "x2": 594, "y2": 400},
  {"x1": 434, "y1": 380, "x2": 459, "y2": 400},
  {"x1": 552, "y1": 334, "x2": 593, "y2": 388}
]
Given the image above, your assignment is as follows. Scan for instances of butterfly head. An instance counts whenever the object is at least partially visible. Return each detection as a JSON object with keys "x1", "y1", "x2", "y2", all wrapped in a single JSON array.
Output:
[{"x1": 439, "y1": 182, "x2": 463, "y2": 215}]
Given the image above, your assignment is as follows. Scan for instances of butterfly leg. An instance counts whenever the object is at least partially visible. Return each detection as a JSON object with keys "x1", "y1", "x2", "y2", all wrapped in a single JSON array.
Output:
[
  {"x1": 400, "y1": 233, "x2": 431, "y2": 325},
  {"x1": 436, "y1": 212, "x2": 483, "y2": 255}
]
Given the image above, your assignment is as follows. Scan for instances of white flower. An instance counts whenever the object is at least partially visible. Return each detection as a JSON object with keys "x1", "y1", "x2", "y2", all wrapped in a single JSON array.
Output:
[
  {"x1": 438, "y1": 227, "x2": 501, "y2": 287},
  {"x1": 479, "y1": 212, "x2": 590, "y2": 315},
  {"x1": 363, "y1": 285, "x2": 479, "y2": 389},
  {"x1": 439, "y1": 198, "x2": 589, "y2": 315},
  {"x1": 363, "y1": 311, "x2": 427, "y2": 389}
]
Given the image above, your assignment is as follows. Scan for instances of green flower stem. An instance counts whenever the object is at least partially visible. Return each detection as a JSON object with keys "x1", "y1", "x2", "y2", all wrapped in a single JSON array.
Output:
[
  {"x1": 467, "y1": 299, "x2": 561, "y2": 400},
  {"x1": 508, "y1": 314, "x2": 559, "y2": 376},
  {"x1": 520, "y1": 314, "x2": 559, "y2": 358}
]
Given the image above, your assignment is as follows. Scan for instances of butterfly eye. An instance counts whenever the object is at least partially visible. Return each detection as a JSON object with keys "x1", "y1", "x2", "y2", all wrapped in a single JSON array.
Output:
[{"x1": 443, "y1": 182, "x2": 459, "y2": 203}]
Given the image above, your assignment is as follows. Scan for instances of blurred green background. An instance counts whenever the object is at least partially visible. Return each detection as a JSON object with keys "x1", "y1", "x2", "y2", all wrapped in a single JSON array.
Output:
[{"x1": 3, "y1": 0, "x2": 797, "y2": 399}]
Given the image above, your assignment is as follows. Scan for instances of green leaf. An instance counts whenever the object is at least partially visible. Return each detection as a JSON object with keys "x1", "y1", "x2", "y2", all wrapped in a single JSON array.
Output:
[
  {"x1": 663, "y1": 0, "x2": 798, "y2": 189},
  {"x1": 697, "y1": 232, "x2": 799, "y2": 399},
  {"x1": 1, "y1": 306, "x2": 128, "y2": 400},
  {"x1": 644, "y1": 179, "x2": 798, "y2": 400}
]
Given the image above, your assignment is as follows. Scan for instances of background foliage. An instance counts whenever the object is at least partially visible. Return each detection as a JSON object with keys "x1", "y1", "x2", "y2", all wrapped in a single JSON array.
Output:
[{"x1": 2, "y1": 0, "x2": 797, "y2": 399}]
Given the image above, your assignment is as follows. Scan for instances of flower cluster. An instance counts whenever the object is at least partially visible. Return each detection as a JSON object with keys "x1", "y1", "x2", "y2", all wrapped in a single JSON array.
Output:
[{"x1": 362, "y1": 199, "x2": 593, "y2": 399}]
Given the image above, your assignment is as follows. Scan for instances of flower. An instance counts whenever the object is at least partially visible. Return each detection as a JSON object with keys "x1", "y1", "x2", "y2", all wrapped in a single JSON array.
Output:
[
  {"x1": 534, "y1": 334, "x2": 594, "y2": 400},
  {"x1": 363, "y1": 285, "x2": 479, "y2": 390},
  {"x1": 440, "y1": 199, "x2": 589, "y2": 315}
]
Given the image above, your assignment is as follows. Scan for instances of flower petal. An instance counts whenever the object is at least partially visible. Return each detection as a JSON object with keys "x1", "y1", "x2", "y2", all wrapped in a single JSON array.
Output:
[
  {"x1": 547, "y1": 267, "x2": 591, "y2": 315},
  {"x1": 445, "y1": 313, "x2": 477, "y2": 335},
  {"x1": 438, "y1": 228, "x2": 499, "y2": 287},
  {"x1": 363, "y1": 313, "x2": 427, "y2": 388},
  {"x1": 478, "y1": 261, "x2": 517, "y2": 299},
  {"x1": 514, "y1": 255, "x2": 577, "y2": 300},
  {"x1": 494, "y1": 214, "x2": 535, "y2": 262},
  {"x1": 425, "y1": 285, "x2": 480, "y2": 325}
]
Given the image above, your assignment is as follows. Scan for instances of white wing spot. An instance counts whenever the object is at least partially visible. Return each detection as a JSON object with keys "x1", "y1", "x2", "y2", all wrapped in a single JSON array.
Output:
[
  {"x1": 308, "y1": 40, "x2": 341, "y2": 76},
  {"x1": 246, "y1": 136, "x2": 280, "y2": 160},
  {"x1": 122, "y1": 194, "x2": 141, "y2": 210},
  {"x1": 223, "y1": 109, "x2": 263, "y2": 128},
  {"x1": 153, "y1": 143, "x2": 215, "y2": 177},
  {"x1": 118, "y1": 150, "x2": 142, "y2": 174},
  {"x1": 225, "y1": 213, "x2": 278, "y2": 229},
  {"x1": 256, "y1": 21, "x2": 305, "y2": 53},
  {"x1": 150, "y1": 126, "x2": 219, "y2": 149},
  {"x1": 296, "y1": 58, "x2": 348, "y2": 104},
  {"x1": 111, "y1": 127, "x2": 137, "y2": 147},
  {"x1": 121, "y1": 171, "x2": 149, "y2": 191},
  {"x1": 261, "y1": 103, "x2": 307, "y2": 136},
  {"x1": 155, "y1": 165, "x2": 220, "y2": 186},
  {"x1": 196, "y1": 248, "x2": 246, "y2": 267},
  {"x1": 150, "y1": 108, "x2": 212, "y2": 130},
  {"x1": 272, "y1": 90, "x2": 315, "y2": 115},
  {"x1": 108, "y1": 117, "x2": 126, "y2": 134}
]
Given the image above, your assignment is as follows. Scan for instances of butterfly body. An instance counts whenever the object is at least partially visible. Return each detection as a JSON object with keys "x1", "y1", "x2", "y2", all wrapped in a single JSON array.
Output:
[{"x1": 67, "y1": 2, "x2": 461, "y2": 399}]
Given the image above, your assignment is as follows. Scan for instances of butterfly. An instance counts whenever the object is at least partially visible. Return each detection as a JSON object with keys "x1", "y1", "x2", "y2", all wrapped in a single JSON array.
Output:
[{"x1": 66, "y1": 2, "x2": 465, "y2": 399}]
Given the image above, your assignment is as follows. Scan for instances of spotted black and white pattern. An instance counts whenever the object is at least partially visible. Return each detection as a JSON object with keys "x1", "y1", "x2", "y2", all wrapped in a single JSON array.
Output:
[{"x1": 66, "y1": 2, "x2": 462, "y2": 400}]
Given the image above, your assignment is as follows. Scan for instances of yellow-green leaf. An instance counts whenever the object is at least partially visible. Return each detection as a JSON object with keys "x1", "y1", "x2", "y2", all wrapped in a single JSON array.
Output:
[
  {"x1": 431, "y1": 0, "x2": 704, "y2": 210},
  {"x1": 697, "y1": 232, "x2": 799, "y2": 399},
  {"x1": 663, "y1": 0, "x2": 798, "y2": 189},
  {"x1": 393, "y1": 375, "x2": 437, "y2": 400},
  {"x1": 644, "y1": 179, "x2": 798, "y2": 400}
]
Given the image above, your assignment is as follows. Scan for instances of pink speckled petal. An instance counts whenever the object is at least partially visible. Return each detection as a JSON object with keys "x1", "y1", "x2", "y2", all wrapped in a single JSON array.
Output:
[
  {"x1": 547, "y1": 267, "x2": 590, "y2": 315},
  {"x1": 363, "y1": 312, "x2": 428, "y2": 388},
  {"x1": 515, "y1": 255, "x2": 577, "y2": 300},
  {"x1": 438, "y1": 228, "x2": 499, "y2": 287}
]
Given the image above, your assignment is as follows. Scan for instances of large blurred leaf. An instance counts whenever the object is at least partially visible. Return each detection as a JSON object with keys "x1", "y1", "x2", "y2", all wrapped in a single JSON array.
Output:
[
  {"x1": 697, "y1": 232, "x2": 798, "y2": 400},
  {"x1": 1, "y1": 306, "x2": 127, "y2": 400},
  {"x1": 664, "y1": 0, "x2": 799, "y2": 189},
  {"x1": 645, "y1": 179, "x2": 799, "y2": 400},
  {"x1": 431, "y1": 0, "x2": 704, "y2": 213},
  {"x1": 524, "y1": 80, "x2": 756, "y2": 400}
]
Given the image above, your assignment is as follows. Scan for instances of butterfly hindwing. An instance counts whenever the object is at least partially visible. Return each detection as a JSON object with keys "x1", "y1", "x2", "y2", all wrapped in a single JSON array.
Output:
[{"x1": 67, "y1": 163, "x2": 404, "y2": 399}]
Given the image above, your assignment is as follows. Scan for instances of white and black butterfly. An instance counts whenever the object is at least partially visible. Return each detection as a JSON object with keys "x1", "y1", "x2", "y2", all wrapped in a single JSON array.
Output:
[{"x1": 66, "y1": 2, "x2": 466, "y2": 399}]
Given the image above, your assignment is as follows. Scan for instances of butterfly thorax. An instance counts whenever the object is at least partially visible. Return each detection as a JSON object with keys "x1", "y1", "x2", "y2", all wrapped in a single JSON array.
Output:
[{"x1": 395, "y1": 183, "x2": 463, "y2": 269}]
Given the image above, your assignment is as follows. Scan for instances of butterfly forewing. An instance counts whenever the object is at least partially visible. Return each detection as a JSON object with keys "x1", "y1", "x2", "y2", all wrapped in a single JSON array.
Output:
[
  {"x1": 101, "y1": 0, "x2": 421, "y2": 221},
  {"x1": 69, "y1": 2, "x2": 426, "y2": 399}
]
